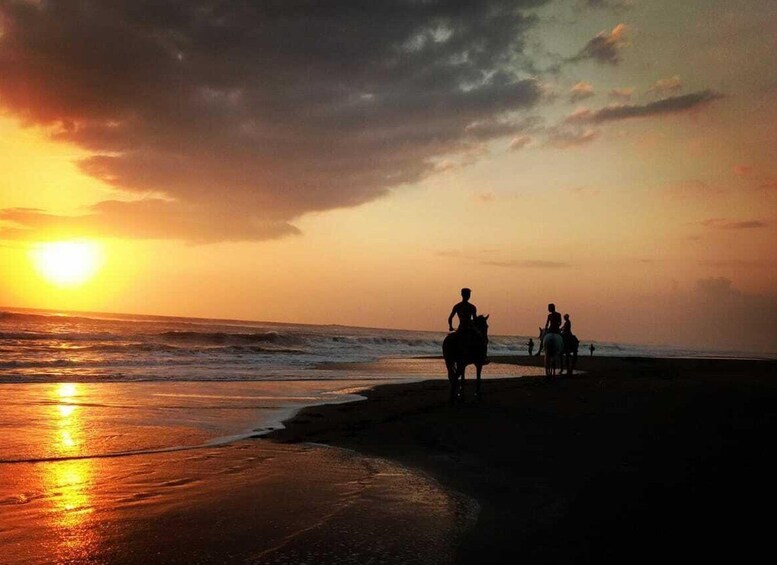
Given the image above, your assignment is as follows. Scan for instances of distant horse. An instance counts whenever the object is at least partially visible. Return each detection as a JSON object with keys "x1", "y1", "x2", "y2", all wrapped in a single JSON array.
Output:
[
  {"x1": 539, "y1": 328, "x2": 563, "y2": 377},
  {"x1": 442, "y1": 315, "x2": 489, "y2": 403}
]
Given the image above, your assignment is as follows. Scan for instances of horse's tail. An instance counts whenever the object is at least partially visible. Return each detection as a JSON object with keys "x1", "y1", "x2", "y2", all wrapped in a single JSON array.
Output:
[{"x1": 442, "y1": 333, "x2": 458, "y2": 379}]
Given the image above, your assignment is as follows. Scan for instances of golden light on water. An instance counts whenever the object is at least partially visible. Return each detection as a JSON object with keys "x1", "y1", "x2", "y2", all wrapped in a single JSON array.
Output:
[
  {"x1": 40, "y1": 382, "x2": 99, "y2": 559},
  {"x1": 31, "y1": 241, "x2": 103, "y2": 287}
]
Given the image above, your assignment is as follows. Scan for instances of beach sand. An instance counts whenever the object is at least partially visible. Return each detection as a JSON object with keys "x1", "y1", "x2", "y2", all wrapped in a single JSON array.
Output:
[
  {"x1": 3, "y1": 356, "x2": 776, "y2": 563},
  {"x1": 269, "y1": 355, "x2": 777, "y2": 563},
  {"x1": 1, "y1": 440, "x2": 472, "y2": 564}
]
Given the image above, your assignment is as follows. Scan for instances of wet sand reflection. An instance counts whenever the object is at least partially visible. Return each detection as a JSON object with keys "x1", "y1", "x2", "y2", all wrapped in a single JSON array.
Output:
[{"x1": 41, "y1": 383, "x2": 99, "y2": 561}]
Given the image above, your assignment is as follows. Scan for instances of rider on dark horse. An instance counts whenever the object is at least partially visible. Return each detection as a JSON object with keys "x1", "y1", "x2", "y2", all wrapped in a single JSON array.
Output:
[
  {"x1": 560, "y1": 313, "x2": 572, "y2": 343},
  {"x1": 560, "y1": 313, "x2": 580, "y2": 374},
  {"x1": 448, "y1": 288, "x2": 489, "y2": 364}
]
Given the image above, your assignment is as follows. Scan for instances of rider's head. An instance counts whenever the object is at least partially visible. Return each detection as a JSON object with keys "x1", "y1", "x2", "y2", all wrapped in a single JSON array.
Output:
[
  {"x1": 564, "y1": 314, "x2": 569, "y2": 320},
  {"x1": 548, "y1": 303, "x2": 556, "y2": 312},
  {"x1": 461, "y1": 288, "x2": 471, "y2": 300}
]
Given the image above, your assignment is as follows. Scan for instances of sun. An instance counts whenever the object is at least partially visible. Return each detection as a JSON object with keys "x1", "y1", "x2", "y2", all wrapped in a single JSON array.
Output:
[{"x1": 31, "y1": 241, "x2": 104, "y2": 287}]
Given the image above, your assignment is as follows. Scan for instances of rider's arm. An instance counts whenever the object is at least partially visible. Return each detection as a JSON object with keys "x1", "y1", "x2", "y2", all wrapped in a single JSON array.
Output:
[{"x1": 448, "y1": 306, "x2": 456, "y2": 331}]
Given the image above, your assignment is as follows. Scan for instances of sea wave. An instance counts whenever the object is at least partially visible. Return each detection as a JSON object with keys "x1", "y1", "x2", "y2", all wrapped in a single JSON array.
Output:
[
  {"x1": 156, "y1": 330, "x2": 302, "y2": 346},
  {"x1": 0, "y1": 331, "x2": 121, "y2": 342}
]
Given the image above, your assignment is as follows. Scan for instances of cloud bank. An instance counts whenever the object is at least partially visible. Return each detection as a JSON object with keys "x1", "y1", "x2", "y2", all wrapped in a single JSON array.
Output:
[{"x1": 0, "y1": 0, "x2": 549, "y2": 242}]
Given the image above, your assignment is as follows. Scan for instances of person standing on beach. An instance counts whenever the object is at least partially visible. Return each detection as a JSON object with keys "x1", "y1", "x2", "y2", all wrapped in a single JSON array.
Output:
[
  {"x1": 589, "y1": 343, "x2": 596, "y2": 357},
  {"x1": 528, "y1": 338, "x2": 534, "y2": 356}
]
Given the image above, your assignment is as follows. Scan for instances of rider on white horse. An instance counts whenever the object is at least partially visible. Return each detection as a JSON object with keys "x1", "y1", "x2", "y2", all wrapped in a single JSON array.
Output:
[
  {"x1": 540, "y1": 303, "x2": 564, "y2": 375},
  {"x1": 545, "y1": 303, "x2": 562, "y2": 336}
]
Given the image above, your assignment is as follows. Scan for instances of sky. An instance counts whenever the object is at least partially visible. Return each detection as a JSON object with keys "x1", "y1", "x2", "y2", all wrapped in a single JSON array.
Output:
[{"x1": 1, "y1": 0, "x2": 776, "y2": 352}]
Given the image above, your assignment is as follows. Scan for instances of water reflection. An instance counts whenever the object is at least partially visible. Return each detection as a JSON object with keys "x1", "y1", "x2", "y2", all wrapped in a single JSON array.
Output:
[
  {"x1": 54, "y1": 383, "x2": 82, "y2": 455},
  {"x1": 41, "y1": 383, "x2": 99, "y2": 560}
]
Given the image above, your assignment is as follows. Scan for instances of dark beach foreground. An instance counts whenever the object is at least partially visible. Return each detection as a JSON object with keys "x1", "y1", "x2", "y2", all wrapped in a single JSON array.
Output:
[{"x1": 268, "y1": 355, "x2": 777, "y2": 564}]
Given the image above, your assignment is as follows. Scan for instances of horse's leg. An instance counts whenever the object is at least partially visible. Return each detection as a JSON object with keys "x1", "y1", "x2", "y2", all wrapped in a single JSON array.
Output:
[
  {"x1": 446, "y1": 359, "x2": 456, "y2": 404},
  {"x1": 458, "y1": 364, "x2": 466, "y2": 401},
  {"x1": 475, "y1": 363, "x2": 482, "y2": 400}
]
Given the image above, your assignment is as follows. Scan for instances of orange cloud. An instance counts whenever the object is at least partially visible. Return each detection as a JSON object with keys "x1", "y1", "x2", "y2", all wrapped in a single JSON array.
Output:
[
  {"x1": 609, "y1": 87, "x2": 634, "y2": 101},
  {"x1": 648, "y1": 75, "x2": 683, "y2": 95},
  {"x1": 569, "y1": 81, "x2": 595, "y2": 102},
  {"x1": 508, "y1": 135, "x2": 533, "y2": 151},
  {"x1": 571, "y1": 24, "x2": 629, "y2": 65}
]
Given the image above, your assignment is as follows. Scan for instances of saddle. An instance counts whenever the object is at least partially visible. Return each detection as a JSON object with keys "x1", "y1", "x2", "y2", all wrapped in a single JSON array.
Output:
[{"x1": 456, "y1": 327, "x2": 486, "y2": 360}]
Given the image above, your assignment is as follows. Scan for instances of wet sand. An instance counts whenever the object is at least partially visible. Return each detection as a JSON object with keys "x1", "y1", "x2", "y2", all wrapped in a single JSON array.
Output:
[
  {"x1": 1, "y1": 441, "x2": 472, "y2": 564},
  {"x1": 0, "y1": 378, "x2": 474, "y2": 564},
  {"x1": 3, "y1": 356, "x2": 776, "y2": 563},
  {"x1": 269, "y1": 355, "x2": 777, "y2": 563}
]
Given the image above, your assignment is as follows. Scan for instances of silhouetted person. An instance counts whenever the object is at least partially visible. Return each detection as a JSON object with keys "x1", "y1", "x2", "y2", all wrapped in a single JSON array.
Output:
[
  {"x1": 537, "y1": 304, "x2": 560, "y2": 356},
  {"x1": 528, "y1": 338, "x2": 534, "y2": 356},
  {"x1": 589, "y1": 343, "x2": 595, "y2": 357},
  {"x1": 448, "y1": 288, "x2": 477, "y2": 333},
  {"x1": 448, "y1": 288, "x2": 488, "y2": 364},
  {"x1": 561, "y1": 313, "x2": 572, "y2": 337},
  {"x1": 545, "y1": 303, "x2": 561, "y2": 335},
  {"x1": 560, "y1": 313, "x2": 578, "y2": 375}
]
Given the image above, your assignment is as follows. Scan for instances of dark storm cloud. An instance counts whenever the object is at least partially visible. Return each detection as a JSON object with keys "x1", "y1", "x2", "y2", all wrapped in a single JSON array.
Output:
[
  {"x1": 0, "y1": 0, "x2": 548, "y2": 242},
  {"x1": 565, "y1": 90, "x2": 723, "y2": 123}
]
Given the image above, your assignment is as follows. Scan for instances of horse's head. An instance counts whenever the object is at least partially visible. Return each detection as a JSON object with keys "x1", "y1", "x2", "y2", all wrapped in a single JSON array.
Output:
[{"x1": 475, "y1": 314, "x2": 489, "y2": 336}]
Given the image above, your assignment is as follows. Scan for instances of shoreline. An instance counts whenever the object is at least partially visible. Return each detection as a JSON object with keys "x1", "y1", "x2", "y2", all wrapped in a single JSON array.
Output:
[{"x1": 267, "y1": 355, "x2": 777, "y2": 563}]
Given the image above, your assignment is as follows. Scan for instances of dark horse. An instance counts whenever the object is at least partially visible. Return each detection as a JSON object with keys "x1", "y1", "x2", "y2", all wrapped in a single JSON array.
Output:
[
  {"x1": 562, "y1": 332, "x2": 580, "y2": 375},
  {"x1": 442, "y1": 315, "x2": 489, "y2": 403}
]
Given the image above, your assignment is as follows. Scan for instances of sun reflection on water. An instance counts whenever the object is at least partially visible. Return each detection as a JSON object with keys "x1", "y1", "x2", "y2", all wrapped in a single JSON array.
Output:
[{"x1": 41, "y1": 383, "x2": 100, "y2": 560}]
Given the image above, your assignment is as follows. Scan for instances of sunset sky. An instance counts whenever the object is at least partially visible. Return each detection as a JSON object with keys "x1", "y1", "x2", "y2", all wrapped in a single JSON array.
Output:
[{"x1": 1, "y1": 0, "x2": 775, "y2": 352}]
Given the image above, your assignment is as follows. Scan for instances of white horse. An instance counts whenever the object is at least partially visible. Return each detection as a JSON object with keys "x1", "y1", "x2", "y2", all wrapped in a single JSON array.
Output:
[{"x1": 539, "y1": 328, "x2": 564, "y2": 377}]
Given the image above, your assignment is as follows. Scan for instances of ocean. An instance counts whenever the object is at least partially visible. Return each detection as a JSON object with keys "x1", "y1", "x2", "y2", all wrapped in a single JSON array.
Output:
[
  {"x1": 0, "y1": 307, "x2": 768, "y2": 463},
  {"x1": 0, "y1": 308, "x2": 761, "y2": 384}
]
